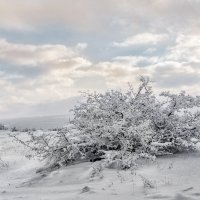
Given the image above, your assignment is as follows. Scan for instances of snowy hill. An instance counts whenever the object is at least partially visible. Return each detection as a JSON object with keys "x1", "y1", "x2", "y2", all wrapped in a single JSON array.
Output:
[{"x1": 1, "y1": 130, "x2": 200, "y2": 200}]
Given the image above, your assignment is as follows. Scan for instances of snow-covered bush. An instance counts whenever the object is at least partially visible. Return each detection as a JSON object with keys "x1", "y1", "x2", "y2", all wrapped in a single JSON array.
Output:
[
  {"x1": 0, "y1": 123, "x2": 8, "y2": 130},
  {"x1": 150, "y1": 91, "x2": 200, "y2": 154},
  {"x1": 0, "y1": 158, "x2": 8, "y2": 170},
  {"x1": 72, "y1": 77, "x2": 155, "y2": 154},
  {"x1": 71, "y1": 77, "x2": 200, "y2": 157},
  {"x1": 10, "y1": 77, "x2": 200, "y2": 169},
  {"x1": 10, "y1": 128, "x2": 104, "y2": 170}
]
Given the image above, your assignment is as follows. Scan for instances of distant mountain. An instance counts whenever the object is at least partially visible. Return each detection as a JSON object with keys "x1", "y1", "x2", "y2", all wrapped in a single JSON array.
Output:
[{"x1": 1, "y1": 114, "x2": 71, "y2": 130}]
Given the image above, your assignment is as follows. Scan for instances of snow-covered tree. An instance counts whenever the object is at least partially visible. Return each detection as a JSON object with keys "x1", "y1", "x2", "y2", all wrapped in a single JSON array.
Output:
[{"x1": 10, "y1": 77, "x2": 200, "y2": 169}]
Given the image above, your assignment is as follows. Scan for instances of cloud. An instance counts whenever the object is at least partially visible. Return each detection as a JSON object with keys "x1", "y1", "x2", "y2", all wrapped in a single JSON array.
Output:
[
  {"x1": 0, "y1": 31, "x2": 200, "y2": 112},
  {"x1": 1, "y1": 1, "x2": 200, "y2": 118},
  {"x1": 0, "y1": 39, "x2": 91, "y2": 109},
  {"x1": 90, "y1": 32, "x2": 200, "y2": 92},
  {"x1": 0, "y1": 0, "x2": 114, "y2": 32},
  {"x1": 0, "y1": 39, "x2": 90, "y2": 68},
  {"x1": 0, "y1": 0, "x2": 199, "y2": 33},
  {"x1": 113, "y1": 33, "x2": 168, "y2": 47},
  {"x1": 166, "y1": 34, "x2": 200, "y2": 63},
  {"x1": 90, "y1": 59, "x2": 200, "y2": 94}
]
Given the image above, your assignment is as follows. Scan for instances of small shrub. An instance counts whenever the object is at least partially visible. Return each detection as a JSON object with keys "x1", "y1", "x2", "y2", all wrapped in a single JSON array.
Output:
[
  {"x1": 0, "y1": 124, "x2": 8, "y2": 130},
  {"x1": 0, "y1": 158, "x2": 9, "y2": 170},
  {"x1": 11, "y1": 126, "x2": 18, "y2": 132},
  {"x1": 140, "y1": 175, "x2": 155, "y2": 189}
]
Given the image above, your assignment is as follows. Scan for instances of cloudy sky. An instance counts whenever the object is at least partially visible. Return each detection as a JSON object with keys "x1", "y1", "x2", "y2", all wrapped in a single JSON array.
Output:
[{"x1": 0, "y1": 0, "x2": 200, "y2": 118}]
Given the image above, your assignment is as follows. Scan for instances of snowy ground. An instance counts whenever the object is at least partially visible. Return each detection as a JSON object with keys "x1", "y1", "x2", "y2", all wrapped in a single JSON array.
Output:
[{"x1": 1, "y1": 130, "x2": 200, "y2": 200}]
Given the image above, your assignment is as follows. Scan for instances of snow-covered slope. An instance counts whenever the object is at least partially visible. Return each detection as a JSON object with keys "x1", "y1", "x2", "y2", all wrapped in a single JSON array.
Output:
[{"x1": 1, "y1": 131, "x2": 200, "y2": 200}]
